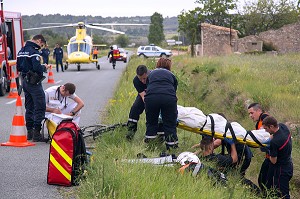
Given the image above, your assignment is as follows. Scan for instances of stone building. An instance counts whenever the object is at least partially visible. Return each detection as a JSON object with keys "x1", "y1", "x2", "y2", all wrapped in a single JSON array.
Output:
[{"x1": 195, "y1": 23, "x2": 239, "y2": 56}]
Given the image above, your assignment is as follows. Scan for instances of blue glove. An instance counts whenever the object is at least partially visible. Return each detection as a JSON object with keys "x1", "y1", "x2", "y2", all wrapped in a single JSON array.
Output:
[
  {"x1": 260, "y1": 146, "x2": 270, "y2": 154},
  {"x1": 223, "y1": 137, "x2": 234, "y2": 145}
]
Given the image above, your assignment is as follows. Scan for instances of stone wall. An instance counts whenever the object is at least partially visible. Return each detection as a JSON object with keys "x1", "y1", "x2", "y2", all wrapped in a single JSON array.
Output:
[
  {"x1": 197, "y1": 23, "x2": 239, "y2": 56},
  {"x1": 258, "y1": 21, "x2": 300, "y2": 54}
]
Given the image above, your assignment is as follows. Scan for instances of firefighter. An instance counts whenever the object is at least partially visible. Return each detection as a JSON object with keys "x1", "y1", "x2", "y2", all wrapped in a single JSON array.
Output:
[
  {"x1": 247, "y1": 102, "x2": 270, "y2": 190},
  {"x1": 53, "y1": 43, "x2": 64, "y2": 72},
  {"x1": 40, "y1": 44, "x2": 50, "y2": 64},
  {"x1": 17, "y1": 34, "x2": 49, "y2": 142},
  {"x1": 262, "y1": 116, "x2": 293, "y2": 199},
  {"x1": 144, "y1": 57, "x2": 178, "y2": 150}
]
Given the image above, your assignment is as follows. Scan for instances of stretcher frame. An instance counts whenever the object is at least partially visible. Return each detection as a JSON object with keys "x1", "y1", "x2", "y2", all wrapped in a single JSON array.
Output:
[{"x1": 177, "y1": 122, "x2": 266, "y2": 148}]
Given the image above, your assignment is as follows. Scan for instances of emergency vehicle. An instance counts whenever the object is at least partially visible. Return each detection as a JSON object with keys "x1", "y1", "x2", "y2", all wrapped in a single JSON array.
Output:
[{"x1": 0, "y1": 2, "x2": 24, "y2": 96}]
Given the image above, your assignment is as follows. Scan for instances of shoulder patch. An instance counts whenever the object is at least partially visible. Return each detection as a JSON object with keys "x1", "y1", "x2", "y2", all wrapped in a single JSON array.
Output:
[{"x1": 36, "y1": 56, "x2": 40, "y2": 61}]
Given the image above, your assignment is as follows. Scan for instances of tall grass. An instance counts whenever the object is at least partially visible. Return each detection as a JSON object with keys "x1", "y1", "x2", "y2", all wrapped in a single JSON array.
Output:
[{"x1": 76, "y1": 54, "x2": 300, "y2": 198}]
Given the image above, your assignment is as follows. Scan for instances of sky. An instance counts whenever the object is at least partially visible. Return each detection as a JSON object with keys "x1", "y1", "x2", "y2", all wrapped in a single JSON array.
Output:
[{"x1": 5, "y1": 0, "x2": 199, "y2": 18}]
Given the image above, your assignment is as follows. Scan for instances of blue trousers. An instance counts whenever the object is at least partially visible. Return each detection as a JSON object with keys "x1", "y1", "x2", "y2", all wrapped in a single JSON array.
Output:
[
  {"x1": 145, "y1": 94, "x2": 178, "y2": 148},
  {"x1": 56, "y1": 58, "x2": 63, "y2": 72},
  {"x1": 22, "y1": 80, "x2": 46, "y2": 131}
]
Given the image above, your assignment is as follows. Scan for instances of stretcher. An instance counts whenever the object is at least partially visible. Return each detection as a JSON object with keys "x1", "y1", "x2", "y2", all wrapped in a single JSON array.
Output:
[{"x1": 177, "y1": 105, "x2": 269, "y2": 148}]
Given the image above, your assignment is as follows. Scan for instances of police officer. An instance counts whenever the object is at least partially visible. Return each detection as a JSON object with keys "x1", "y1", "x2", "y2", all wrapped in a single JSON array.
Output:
[
  {"x1": 40, "y1": 44, "x2": 50, "y2": 64},
  {"x1": 17, "y1": 34, "x2": 49, "y2": 142},
  {"x1": 262, "y1": 116, "x2": 293, "y2": 199},
  {"x1": 53, "y1": 43, "x2": 64, "y2": 72},
  {"x1": 144, "y1": 58, "x2": 178, "y2": 150}
]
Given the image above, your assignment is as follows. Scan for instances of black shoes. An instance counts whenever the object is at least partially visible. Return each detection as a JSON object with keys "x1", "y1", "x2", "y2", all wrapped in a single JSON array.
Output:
[
  {"x1": 32, "y1": 129, "x2": 48, "y2": 142},
  {"x1": 27, "y1": 129, "x2": 34, "y2": 140}
]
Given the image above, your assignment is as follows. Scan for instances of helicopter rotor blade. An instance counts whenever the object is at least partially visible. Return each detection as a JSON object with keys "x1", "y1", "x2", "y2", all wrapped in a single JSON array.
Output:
[
  {"x1": 89, "y1": 23, "x2": 149, "y2": 26},
  {"x1": 23, "y1": 23, "x2": 77, "y2": 31},
  {"x1": 85, "y1": 24, "x2": 125, "y2": 34}
]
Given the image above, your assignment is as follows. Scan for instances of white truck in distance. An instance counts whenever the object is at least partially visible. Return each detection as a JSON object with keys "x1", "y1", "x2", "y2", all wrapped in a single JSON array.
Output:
[{"x1": 137, "y1": 45, "x2": 172, "y2": 58}]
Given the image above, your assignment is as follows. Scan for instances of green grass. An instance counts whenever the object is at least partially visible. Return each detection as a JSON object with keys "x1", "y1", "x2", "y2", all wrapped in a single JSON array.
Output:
[{"x1": 74, "y1": 54, "x2": 300, "y2": 198}]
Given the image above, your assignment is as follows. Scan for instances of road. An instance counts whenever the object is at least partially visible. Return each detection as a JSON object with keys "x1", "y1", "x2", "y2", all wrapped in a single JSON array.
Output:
[{"x1": 0, "y1": 56, "x2": 128, "y2": 199}]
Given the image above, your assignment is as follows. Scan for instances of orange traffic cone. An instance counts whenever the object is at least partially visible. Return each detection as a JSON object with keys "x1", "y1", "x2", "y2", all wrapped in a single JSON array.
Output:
[
  {"x1": 7, "y1": 72, "x2": 18, "y2": 98},
  {"x1": 1, "y1": 95, "x2": 35, "y2": 147},
  {"x1": 47, "y1": 65, "x2": 55, "y2": 84}
]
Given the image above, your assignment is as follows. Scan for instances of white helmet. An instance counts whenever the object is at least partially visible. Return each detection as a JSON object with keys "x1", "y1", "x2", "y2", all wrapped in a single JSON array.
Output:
[{"x1": 176, "y1": 152, "x2": 201, "y2": 166}]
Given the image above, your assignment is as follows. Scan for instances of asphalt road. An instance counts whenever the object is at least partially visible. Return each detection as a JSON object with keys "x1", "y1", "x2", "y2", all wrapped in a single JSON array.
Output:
[{"x1": 0, "y1": 55, "x2": 129, "y2": 199}]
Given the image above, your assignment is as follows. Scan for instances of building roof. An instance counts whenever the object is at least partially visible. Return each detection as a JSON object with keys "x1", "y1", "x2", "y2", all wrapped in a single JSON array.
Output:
[{"x1": 200, "y1": 23, "x2": 239, "y2": 33}]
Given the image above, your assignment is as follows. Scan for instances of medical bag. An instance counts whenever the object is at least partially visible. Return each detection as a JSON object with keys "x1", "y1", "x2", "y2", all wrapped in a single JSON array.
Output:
[
  {"x1": 113, "y1": 49, "x2": 120, "y2": 59},
  {"x1": 47, "y1": 119, "x2": 87, "y2": 186}
]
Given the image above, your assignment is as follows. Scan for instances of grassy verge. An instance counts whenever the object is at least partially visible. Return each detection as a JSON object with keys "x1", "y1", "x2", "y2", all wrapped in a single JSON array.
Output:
[{"x1": 75, "y1": 54, "x2": 300, "y2": 198}]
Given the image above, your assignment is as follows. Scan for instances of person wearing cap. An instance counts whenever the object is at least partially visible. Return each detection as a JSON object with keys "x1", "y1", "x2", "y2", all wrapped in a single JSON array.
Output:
[{"x1": 17, "y1": 34, "x2": 50, "y2": 142}]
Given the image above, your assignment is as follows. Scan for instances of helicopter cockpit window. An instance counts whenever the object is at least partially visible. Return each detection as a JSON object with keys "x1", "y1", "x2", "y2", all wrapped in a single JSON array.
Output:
[
  {"x1": 79, "y1": 43, "x2": 91, "y2": 55},
  {"x1": 68, "y1": 43, "x2": 78, "y2": 55}
]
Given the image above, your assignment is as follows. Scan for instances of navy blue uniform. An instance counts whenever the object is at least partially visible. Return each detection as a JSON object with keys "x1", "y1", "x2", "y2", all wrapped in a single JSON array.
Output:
[
  {"x1": 17, "y1": 41, "x2": 47, "y2": 132},
  {"x1": 145, "y1": 68, "x2": 178, "y2": 149},
  {"x1": 127, "y1": 76, "x2": 147, "y2": 132},
  {"x1": 53, "y1": 47, "x2": 64, "y2": 72},
  {"x1": 40, "y1": 48, "x2": 50, "y2": 64},
  {"x1": 266, "y1": 123, "x2": 293, "y2": 199}
]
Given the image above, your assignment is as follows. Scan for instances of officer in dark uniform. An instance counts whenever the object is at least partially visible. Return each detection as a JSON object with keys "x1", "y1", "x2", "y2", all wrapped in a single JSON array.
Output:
[
  {"x1": 53, "y1": 43, "x2": 64, "y2": 72},
  {"x1": 144, "y1": 58, "x2": 178, "y2": 150},
  {"x1": 126, "y1": 65, "x2": 148, "y2": 140},
  {"x1": 40, "y1": 44, "x2": 50, "y2": 64},
  {"x1": 262, "y1": 116, "x2": 293, "y2": 199},
  {"x1": 17, "y1": 34, "x2": 49, "y2": 141}
]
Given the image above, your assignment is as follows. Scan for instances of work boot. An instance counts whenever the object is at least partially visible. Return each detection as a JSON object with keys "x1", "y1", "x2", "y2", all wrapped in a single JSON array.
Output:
[
  {"x1": 32, "y1": 129, "x2": 47, "y2": 142},
  {"x1": 27, "y1": 129, "x2": 34, "y2": 140},
  {"x1": 126, "y1": 121, "x2": 137, "y2": 141}
]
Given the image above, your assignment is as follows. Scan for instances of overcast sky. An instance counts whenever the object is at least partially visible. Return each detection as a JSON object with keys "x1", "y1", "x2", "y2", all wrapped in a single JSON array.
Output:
[{"x1": 5, "y1": 0, "x2": 199, "y2": 18}]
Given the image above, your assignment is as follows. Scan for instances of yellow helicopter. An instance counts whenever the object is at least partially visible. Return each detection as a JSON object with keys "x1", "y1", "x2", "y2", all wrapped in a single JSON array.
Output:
[{"x1": 24, "y1": 22, "x2": 148, "y2": 71}]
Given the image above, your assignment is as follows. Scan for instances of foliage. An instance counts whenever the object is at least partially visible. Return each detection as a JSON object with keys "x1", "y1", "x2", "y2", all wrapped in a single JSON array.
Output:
[
  {"x1": 115, "y1": 34, "x2": 129, "y2": 47},
  {"x1": 239, "y1": 0, "x2": 299, "y2": 36},
  {"x1": 148, "y1": 12, "x2": 165, "y2": 45},
  {"x1": 178, "y1": 9, "x2": 202, "y2": 57},
  {"x1": 195, "y1": 0, "x2": 237, "y2": 27}
]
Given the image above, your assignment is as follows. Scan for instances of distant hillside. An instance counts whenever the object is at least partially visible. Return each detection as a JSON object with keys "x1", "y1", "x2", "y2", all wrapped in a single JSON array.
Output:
[{"x1": 22, "y1": 14, "x2": 179, "y2": 37}]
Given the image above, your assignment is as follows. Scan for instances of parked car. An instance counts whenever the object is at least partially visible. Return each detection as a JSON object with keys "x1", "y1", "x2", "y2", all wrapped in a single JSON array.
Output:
[
  {"x1": 109, "y1": 48, "x2": 127, "y2": 63},
  {"x1": 137, "y1": 45, "x2": 172, "y2": 58}
]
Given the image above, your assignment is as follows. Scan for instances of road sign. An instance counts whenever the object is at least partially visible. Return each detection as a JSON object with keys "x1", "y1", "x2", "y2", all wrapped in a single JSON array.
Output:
[{"x1": 175, "y1": 41, "x2": 183, "y2": 45}]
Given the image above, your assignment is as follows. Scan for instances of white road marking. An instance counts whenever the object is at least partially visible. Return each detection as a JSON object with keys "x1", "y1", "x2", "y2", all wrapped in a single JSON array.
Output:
[{"x1": 6, "y1": 97, "x2": 25, "y2": 105}]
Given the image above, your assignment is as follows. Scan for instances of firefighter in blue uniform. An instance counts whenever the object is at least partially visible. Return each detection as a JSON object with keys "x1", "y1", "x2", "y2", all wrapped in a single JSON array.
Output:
[
  {"x1": 17, "y1": 34, "x2": 49, "y2": 141},
  {"x1": 144, "y1": 58, "x2": 178, "y2": 150},
  {"x1": 262, "y1": 116, "x2": 293, "y2": 199},
  {"x1": 53, "y1": 43, "x2": 64, "y2": 72},
  {"x1": 126, "y1": 65, "x2": 148, "y2": 140},
  {"x1": 40, "y1": 44, "x2": 50, "y2": 64}
]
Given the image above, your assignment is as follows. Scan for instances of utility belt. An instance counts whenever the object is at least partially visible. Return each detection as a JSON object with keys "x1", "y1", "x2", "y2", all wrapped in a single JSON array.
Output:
[{"x1": 24, "y1": 71, "x2": 45, "y2": 85}]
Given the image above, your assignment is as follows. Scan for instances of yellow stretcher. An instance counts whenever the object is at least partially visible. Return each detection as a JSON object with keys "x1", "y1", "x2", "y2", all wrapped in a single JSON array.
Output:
[{"x1": 177, "y1": 122, "x2": 267, "y2": 148}]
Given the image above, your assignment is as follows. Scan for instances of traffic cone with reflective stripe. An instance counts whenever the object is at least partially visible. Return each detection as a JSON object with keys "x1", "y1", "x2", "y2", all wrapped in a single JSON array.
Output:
[
  {"x1": 1, "y1": 95, "x2": 35, "y2": 147},
  {"x1": 47, "y1": 65, "x2": 55, "y2": 84},
  {"x1": 7, "y1": 72, "x2": 18, "y2": 98}
]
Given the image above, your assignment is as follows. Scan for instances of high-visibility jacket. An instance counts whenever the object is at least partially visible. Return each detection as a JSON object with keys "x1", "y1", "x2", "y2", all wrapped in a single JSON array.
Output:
[
  {"x1": 93, "y1": 49, "x2": 98, "y2": 55},
  {"x1": 113, "y1": 49, "x2": 120, "y2": 58}
]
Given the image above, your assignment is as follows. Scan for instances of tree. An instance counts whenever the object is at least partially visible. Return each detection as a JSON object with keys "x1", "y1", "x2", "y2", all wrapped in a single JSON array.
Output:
[
  {"x1": 195, "y1": 0, "x2": 237, "y2": 27},
  {"x1": 115, "y1": 34, "x2": 129, "y2": 47},
  {"x1": 240, "y1": 0, "x2": 299, "y2": 36},
  {"x1": 178, "y1": 10, "x2": 201, "y2": 57},
  {"x1": 148, "y1": 12, "x2": 165, "y2": 45}
]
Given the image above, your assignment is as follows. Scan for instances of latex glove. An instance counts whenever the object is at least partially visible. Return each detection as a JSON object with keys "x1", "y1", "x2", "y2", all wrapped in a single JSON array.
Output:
[
  {"x1": 223, "y1": 137, "x2": 234, "y2": 145},
  {"x1": 260, "y1": 146, "x2": 270, "y2": 154}
]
